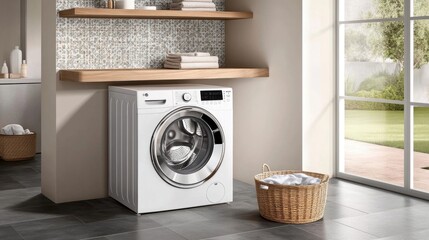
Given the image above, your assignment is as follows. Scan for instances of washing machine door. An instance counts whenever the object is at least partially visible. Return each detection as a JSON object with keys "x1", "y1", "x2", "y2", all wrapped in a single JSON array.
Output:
[{"x1": 151, "y1": 106, "x2": 225, "y2": 188}]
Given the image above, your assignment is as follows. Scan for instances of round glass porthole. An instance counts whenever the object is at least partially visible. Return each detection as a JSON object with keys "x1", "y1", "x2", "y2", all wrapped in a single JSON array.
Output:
[{"x1": 151, "y1": 107, "x2": 225, "y2": 188}]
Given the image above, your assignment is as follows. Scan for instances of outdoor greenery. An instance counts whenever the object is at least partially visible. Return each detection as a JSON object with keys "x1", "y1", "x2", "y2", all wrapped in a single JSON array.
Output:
[
  {"x1": 345, "y1": 27, "x2": 373, "y2": 62},
  {"x1": 369, "y1": 0, "x2": 429, "y2": 69},
  {"x1": 345, "y1": 0, "x2": 429, "y2": 110},
  {"x1": 345, "y1": 72, "x2": 404, "y2": 110},
  {"x1": 345, "y1": 107, "x2": 429, "y2": 153},
  {"x1": 344, "y1": 1, "x2": 429, "y2": 153}
]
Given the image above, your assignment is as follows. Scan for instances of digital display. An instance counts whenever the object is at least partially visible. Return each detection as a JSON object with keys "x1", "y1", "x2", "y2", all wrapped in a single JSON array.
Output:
[{"x1": 201, "y1": 90, "x2": 223, "y2": 101}]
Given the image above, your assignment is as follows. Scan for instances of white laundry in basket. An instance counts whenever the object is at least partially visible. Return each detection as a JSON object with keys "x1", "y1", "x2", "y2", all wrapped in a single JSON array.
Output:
[{"x1": 262, "y1": 173, "x2": 321, "y2": 186}]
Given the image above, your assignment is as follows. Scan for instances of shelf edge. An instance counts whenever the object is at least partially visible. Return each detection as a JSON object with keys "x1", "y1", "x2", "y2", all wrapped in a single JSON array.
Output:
[
  {"x1": 59, "y1": 68, "x2": 269, "y2": 83},
  {"x1": 58, "y1": 8, "x2": 253, "y2": 20}
]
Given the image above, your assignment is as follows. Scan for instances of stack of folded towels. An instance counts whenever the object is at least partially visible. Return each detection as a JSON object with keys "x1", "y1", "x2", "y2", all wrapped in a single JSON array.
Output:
[
  {"x1": 164, "y1": 52, "x2": 219, "y2": 69},
  {"x1": 170, "y1": 0, "x2": 217, "y2": 11}
]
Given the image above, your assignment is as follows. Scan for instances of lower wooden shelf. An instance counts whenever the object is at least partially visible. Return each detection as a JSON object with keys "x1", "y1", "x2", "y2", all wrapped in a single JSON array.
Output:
[{"x1": 59, "y1": 68, "x2": 269, "y2": 83}]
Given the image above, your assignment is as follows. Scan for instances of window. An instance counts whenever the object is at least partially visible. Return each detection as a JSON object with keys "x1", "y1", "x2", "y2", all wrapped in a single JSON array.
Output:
[{"x1": 337, "y1": 0, "x2": 429, "y2": 197}]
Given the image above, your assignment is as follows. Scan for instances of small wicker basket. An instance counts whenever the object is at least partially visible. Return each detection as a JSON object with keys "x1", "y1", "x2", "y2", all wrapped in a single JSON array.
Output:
[
  {"x1": 0, "y1": 133, "x2": 36, "y2": 161},
  {"x1": 254, "y1": 164, "x2": 329, "y2": 224}
]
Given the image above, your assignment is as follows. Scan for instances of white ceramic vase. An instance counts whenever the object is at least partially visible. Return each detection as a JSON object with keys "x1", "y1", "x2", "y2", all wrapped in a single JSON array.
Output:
[
  {"x1": 116, "y1": 0, "x2": 135, "y2": 9},
  {"x1": 10, "y1": 46, "x2": 22, "y2": 74}
]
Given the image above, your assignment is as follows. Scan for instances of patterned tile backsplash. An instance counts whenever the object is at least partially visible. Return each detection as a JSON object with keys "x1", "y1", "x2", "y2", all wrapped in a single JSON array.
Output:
[{"x1": 56, "y1": 0, "x2": 225, "y2": 69}]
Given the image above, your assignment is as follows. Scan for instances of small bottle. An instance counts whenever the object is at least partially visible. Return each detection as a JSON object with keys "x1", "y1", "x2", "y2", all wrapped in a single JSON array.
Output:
[
  {"x1": 21, "y1": 60, "x2": 28, "y2": 78},
  {"x1": 107, "y1": 0, "x2": 115, "y2": 9},
  {"x1": 1, "y1": 61, "x2": 9, "y2": 79},
  {"x1": 10, "y1": 46, "x2": 22, "y2": 74}
]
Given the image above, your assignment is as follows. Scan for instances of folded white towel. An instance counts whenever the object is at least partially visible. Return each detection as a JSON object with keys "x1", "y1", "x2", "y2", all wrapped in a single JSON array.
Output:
[
  {"x1": 262, "y1": 174, "x2": 321, "y2": 186},
  {"x1": 1, "y1": 124, "x2": 26, "y2": 135},
  {"x1": 170, "y1": 7, "x2": 216, "y2": 11},
  {"x1": 164, "y1": 62, "x2": 219, "y2": 69},
  {"x1": 166, "y1": 56, "x2": 219, "y2": 63},
  {"x1": 141, "y1": 6, "x2": 157, "y2": 10},
  {"x1": 170, "y1": 2, "x2": 216, "y2": 8},
  {"x1": 172, "y1": 0, "x2": 213, "y2": 2},
  {"x1": 168, "y1": 52, "x2": 211, "y2": 57}
]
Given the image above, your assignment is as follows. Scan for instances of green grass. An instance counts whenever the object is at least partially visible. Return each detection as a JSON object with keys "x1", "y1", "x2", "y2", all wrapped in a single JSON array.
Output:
[{"x1": 345, "y1": 108, "x2": 429, "y2": 153}]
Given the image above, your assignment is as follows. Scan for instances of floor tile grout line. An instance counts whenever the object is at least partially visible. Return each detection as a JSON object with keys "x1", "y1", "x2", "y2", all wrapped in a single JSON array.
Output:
[
  {"x1": 146, "y1": 216, "x2": 210, "y2": 227},
  {"x1": 330, "y1": 180, "x2": 429, "y2": 201},
  {"x1": 333, "y1": 218, "x2": 429, "y2": 240},
  {"x1": 0, "y1": 201, "x2": 57, "y2": 212},
  {"x1": 295, "y1": 220, "x2": 381, "y2": 239},
  {"x1": 332, "y1": 220, "x2": 382, "y2": 238},
  {"x1": 286, "y1": 224, "x2": 343, "y2": 240},
  {"x1": 163, "y1": 210, "x2": 262, "y2": 227},
  {"x1": 0, "y1": 206, "x2": 50, "y2": 215},
  {"x1": 0, "y1": 215, "x2": 67, "y2": 228},
  {"x1": 196, "y1": 225, "x2": 319, "y2": 240},
  {"x1": 13, "y1": 227, "x2": 26, "y2": 240},
  {"x1": 70, "y1": 214, "x2": 87, "y2": 224},
  {"x1": 72, "y1": 211, "x2": 136, "y2": 225},
  {"x1": 326, "y1": 200, "x2": 371, "y2": 214},
  {"x1": 329, "y1": 200, "x2": 428, "y2": 220},
  {"x1": 78, "y1": 225, "x2": 167, "y2": 240}
]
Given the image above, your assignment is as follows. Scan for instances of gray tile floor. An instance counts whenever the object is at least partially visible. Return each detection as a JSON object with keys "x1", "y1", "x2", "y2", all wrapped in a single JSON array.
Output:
[{"x1": 1, "y1": 155, "x2": 429, "y2": 239}]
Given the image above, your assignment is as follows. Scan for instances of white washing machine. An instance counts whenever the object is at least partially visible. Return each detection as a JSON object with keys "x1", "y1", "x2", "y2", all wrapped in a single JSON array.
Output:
[{"x1": 108, "y1": 84, "x2": 233, "y2": 214}]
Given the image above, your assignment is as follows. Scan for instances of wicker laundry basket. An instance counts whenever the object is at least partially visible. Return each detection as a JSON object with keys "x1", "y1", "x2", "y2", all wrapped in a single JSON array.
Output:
[
  {"x1": 254, "y1": 164, "x2": 329, "y2": 224},
  {"x1": 0, "y1": 133, "x2": 36, "y2": 161}
]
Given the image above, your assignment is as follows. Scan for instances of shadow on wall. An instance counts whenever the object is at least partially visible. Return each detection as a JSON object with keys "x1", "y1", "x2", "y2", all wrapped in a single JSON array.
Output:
[{"x1": 55, "y1": 81, "x2": 109, "y2": 202}]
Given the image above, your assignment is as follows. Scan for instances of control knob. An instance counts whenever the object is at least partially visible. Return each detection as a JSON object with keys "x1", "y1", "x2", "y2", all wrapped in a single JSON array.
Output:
[{"x1": 182, "y1": 93, "x2": 192, "y2": 102}]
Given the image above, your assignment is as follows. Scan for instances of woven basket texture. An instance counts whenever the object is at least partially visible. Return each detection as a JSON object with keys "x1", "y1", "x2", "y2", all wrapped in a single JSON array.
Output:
[
  {"x1": 254, "y1": 164, "x2": 329, "y2": 224},
  {"x1": 0, "y1": 133, "x2": 36, "y2": 161}
]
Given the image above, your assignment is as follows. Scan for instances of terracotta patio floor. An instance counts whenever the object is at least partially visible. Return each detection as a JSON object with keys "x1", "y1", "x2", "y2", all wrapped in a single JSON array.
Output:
[{"x1": 345, "y1": 139, "x2": 429, "y2": 192}]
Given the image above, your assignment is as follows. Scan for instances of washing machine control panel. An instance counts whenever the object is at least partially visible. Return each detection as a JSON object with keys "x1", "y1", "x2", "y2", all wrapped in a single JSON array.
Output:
[{"x1": 174, "y1": 89, "x2": 232, "y2": 107}]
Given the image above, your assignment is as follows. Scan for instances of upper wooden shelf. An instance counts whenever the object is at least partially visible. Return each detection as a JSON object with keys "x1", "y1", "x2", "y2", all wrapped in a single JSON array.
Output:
[
  {"x1": 59, "y1": 68, "x2": 269, "y2": 83},
  {"x1": 58, "y1": 8, "x2": 253, "y2": 20}
]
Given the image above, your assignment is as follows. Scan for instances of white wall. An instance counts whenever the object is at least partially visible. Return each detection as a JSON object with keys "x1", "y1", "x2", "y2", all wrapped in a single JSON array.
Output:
[
  {"x1": 225, "y1": 0, "x2": 303, "y2": 183},
  {"x1": 302, "y1": 0, "x2": 336, "y2": 176}
]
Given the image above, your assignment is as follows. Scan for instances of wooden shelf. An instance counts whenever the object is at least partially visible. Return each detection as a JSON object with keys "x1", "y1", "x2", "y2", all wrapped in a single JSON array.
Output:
[
  {"x1": 59, "y1": 68, "x2": 269, "y2": 83},
  {"x1": 59, "y1": 8, "x2": 253, "y2": 20}
]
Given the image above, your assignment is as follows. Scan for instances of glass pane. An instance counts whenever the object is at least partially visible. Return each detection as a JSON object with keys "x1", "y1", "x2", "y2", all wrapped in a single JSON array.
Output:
[
  {"x1": 414, "y1": 0, "x2": 429, "y2": 16},
  {"x1": 413, "y1": 20, "x2": 429, "y2": 103},
  {"x1": 343, "y1": 22, "x2": 404, "y2": 101},
  {"x1": 413, "y1": 107, "x2": 429, "y2": 192},
  {"x1": 340, "y1": 0, "x2": 403, "y2": 21},
  {"x1": 160, "y1": 117, "x2": 213, "y2": 174},
  {"x1": 344, "y1": 100, "x2": 404, "y2": 186}
]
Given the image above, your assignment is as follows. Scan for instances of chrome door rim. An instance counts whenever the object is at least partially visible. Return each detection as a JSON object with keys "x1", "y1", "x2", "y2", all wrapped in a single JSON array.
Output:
[{"x1": 151, "y1": 106, "x2": 225, "y2": 188}]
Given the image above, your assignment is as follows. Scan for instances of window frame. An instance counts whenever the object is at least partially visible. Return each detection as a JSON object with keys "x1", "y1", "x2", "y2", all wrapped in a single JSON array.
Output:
[{"x1": 336, "y1": 0, "x2": 429, "y2": 199}]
